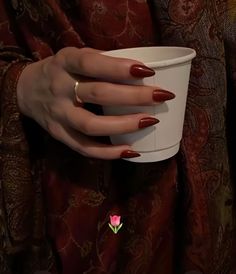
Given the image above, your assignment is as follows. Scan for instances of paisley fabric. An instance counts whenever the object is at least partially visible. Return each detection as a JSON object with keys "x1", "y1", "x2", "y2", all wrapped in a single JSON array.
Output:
[
  {"x1": 151, "y1": 0, "x2": 236, "y2": 273},
  {"x1": 0, "y1": 0, "x2": 235, "y2": 273}
]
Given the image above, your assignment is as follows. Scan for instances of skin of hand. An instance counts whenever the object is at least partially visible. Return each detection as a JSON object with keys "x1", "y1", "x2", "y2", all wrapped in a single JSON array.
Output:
[{"x1": 16, "y1": 47, "x2": 175, "y2": 160}]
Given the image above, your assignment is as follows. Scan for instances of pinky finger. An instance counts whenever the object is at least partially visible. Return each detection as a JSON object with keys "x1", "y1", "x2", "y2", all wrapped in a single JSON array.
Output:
[{"x1": 53, "y1": 124, "x2": 141, "y2": 160}]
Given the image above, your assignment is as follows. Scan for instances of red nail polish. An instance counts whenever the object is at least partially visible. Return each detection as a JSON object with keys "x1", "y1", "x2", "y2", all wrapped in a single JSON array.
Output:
[
  {"x1": 153, "y1": 89, "x2": 175, "y2": 102},
  {"x1": 130, "y1": 64, "x2": 155, "y2": 78},
  {"x1": 139, "y1": 117, "x2": 159, "y2": 129},
  {"x1": 120, "y1": 150, "x2": 141, "y2": 158}
]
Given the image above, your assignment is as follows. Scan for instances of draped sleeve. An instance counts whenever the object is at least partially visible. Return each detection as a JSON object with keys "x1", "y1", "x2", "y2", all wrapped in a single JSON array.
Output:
[
  {"x1": 0, "y1": 0, "x2": 83, "y2": 274},
  {"x1": 0, "y1": 0, "x2": 158, "y2": 273},
  {"x1": 150, "y1": 0, "x2": 235, "y2": 272},
  {"x1": 0, "y1": 1, "x2": 55, "y2": 272}
]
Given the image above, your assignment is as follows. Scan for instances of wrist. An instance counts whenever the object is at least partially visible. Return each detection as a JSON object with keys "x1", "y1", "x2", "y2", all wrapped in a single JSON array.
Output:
[
  {"x1": 2, "y1": 61, "x2": 32, "y2": 115},
  {"x1": 16, "y1": 62, "x2": 34, "y2": 116}
]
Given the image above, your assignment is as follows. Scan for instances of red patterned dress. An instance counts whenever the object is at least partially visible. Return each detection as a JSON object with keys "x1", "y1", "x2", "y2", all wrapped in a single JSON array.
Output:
[{"x1": 0, "y1": 1, "x2": 235, "y2": 273}]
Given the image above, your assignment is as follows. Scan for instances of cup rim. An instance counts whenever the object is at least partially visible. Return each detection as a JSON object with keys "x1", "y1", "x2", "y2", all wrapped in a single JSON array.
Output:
[{"x1": 103, "y1": 46, "x2": 196, "y2": 68}]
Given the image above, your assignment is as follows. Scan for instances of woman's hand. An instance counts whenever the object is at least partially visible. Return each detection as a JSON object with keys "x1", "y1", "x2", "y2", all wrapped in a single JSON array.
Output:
[{"x1": 17, "y1": 47, "x2": 175, "y2": 160}]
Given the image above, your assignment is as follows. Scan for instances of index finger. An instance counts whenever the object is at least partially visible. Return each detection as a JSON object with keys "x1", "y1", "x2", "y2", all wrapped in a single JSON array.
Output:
[{"x1": 60, "y1": 47, "x2": 155, "y2": 81}]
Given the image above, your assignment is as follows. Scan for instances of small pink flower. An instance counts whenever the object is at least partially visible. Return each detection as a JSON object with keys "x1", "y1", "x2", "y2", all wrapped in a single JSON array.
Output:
[
  {"x1": 110, "y1": 215, "x2": 121, "y2": 227},
  {"x1": 109, "y1": 215, "x2": 123, "y2": 234}
]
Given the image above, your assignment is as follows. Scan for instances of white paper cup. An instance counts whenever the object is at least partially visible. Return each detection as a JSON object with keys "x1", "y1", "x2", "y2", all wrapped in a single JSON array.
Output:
[{"x1": 102, "y1": 47, "x2": 196, "y2": 162}]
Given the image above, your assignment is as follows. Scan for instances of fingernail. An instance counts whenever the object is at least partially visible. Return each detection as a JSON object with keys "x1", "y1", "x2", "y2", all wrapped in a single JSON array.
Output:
[
  {"x1": 139, "y1": 117, "x2": 159, "y2": 129},
  {"x1": 120, "y1": 150, "x2": 141, "y2": 158},
  {"x1": 130, "y1": 64, "x2": 155, "y2": 78},
  {"x1": 153, "y1": 89, "x2": 175, "y2": 102}
]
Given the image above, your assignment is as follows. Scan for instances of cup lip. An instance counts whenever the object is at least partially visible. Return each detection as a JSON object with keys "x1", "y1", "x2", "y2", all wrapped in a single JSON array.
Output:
[{"x1": 103, "y1": 46, "x2": 196, "y2": 68}]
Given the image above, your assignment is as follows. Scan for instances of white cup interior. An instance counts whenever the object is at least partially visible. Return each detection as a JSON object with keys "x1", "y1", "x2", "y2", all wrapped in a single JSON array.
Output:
[{"x1": 103, "y1": 46, "x2": 196, "y2": 68}]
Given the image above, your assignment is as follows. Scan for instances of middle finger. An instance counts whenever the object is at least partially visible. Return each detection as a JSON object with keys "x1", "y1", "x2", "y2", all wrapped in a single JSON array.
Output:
[{"x1": 72, "y1": 81, "x2": 175, "y2": 106}]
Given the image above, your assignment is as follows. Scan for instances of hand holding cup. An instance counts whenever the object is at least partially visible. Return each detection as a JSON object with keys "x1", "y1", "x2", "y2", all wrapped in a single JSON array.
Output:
[{"x1": 16, "y1": 47, "x2": 176, "y2": 160}]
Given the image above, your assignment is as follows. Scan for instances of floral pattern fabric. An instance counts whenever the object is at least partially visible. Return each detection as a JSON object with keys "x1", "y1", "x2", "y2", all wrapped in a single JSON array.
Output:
[{"x1": 0, "y1": 0, "x2": 235, "y2": 273}]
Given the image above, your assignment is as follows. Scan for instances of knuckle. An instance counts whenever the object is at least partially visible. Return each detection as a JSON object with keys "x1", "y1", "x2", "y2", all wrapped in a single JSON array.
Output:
[
  {"x1": 53, "y1": 47, "x2": 78, "y2": 67},
  {"x1": 89, "y1": 83, "x2": 111, "y2": 103},
  {"x1": 88, "y1": 84, "x2": 101, "y2": 102},
  {"x1": 77, "y1": 55, "x2": 87, "y2": 72},
  {"x1": 77, "y1": 49, "x2": 92, "y2": 71},
  {"x1": 45, "y1": 122, "x2": 61, "y2": 139},
  {"x1": 137, "y1": 86, "x2": 151, "y2": 105},
  {"x1": 51, "y1": 47, "x2": 93, "y2": 69},
  {"x1": 48, "y1": 80, "x2": 60, "y2": 96},
  {"x1": 69, "y1": 142, "x2": 91, "y2": 157},
  {"x1": 77, "y1": 149, "x2": 90, "y2": 158},
  {"x1": 79, "y1": 122, "x2": 91, "y2": 135},
  {"x1": 47, "y1": 104, "x2": 60, "y2": 119},
  {"x1": 79, "y1": 47, "x2": 92, "y2": 55},
  {"x1": 52, "y1": 50, "x2": 66, "y2": 67},
  {"x1": 80, "y1": 119, "x2": 96, "y2": 136}
]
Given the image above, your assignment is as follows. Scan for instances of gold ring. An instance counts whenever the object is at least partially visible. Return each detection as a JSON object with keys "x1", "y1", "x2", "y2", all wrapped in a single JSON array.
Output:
[{"x1": 74, "y1": 80, "x2": 83, "y2": 105}]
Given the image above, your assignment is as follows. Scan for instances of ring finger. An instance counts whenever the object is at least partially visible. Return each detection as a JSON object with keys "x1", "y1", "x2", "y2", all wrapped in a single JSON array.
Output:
[{"x1": 63, "y1": 101, "x2": 159, "y2": 136}]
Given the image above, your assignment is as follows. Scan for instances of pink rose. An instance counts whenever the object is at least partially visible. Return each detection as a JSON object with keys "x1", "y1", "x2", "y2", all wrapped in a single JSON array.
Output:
[{"x1": 109, "y1": 215, "x2": 121, "y2": 227}]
